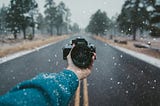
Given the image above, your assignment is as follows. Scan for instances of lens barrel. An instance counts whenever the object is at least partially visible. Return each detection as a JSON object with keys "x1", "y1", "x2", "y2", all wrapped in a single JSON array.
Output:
[{"x1": 71, "y1": 45, "x2": 92, "y2": 68}]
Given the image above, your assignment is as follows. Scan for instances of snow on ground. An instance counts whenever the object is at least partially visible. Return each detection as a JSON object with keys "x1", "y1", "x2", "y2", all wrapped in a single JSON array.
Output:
[
  {"x1": 0, "y1": 35, "x2": 68, "y2": 64},
  {"x1": 113, "y1": 45, "x2": 160, "y2": 68},
  {"x1": 94, "y1": 35, "x2": 160, "y2": 68},
  {"x1": 0, "y1": 41, "x2": 58, "y2": 64}
]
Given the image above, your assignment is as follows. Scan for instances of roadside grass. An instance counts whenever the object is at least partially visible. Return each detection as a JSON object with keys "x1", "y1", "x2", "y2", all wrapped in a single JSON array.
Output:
[
  {"x1": 94, "y1": 35, "x2": 160, "y2": 59},
  {"x1": 0, "y1": 35, "x2": 68, "y2": 58}
]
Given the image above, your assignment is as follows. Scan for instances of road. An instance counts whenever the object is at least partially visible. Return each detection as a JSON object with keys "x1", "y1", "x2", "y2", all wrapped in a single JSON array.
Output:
[{"x1": 0, "y1": 35, "x2": 160, "y2": 106}]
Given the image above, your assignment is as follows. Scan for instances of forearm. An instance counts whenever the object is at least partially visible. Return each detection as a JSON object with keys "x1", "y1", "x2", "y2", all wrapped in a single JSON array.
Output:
[{"x1": 0, "y1": 70, "x2": 79, "y2": 106}]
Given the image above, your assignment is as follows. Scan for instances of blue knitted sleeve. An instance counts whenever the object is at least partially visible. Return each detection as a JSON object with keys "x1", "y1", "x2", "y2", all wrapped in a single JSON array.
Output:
[{"x1": 0, "y1": 70, "x2": 79, "y2": 106}]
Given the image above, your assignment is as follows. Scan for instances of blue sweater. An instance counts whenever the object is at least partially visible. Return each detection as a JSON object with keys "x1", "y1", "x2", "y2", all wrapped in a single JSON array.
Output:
[{"x1": 0, "y1": 70, "x2": 79, "y2": 106}]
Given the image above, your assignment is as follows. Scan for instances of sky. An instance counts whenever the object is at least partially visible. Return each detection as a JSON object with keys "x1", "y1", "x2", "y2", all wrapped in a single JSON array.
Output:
[{"x1": 0, "y1": 0, "x2": 125, "y2": 28}]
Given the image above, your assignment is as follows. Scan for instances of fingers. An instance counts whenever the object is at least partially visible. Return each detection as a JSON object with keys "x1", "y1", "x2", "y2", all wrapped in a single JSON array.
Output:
[
  {"x1": 88, "y1": 53, "x2": 96, "y2": 69},
  {"x1": 93, "y1": 53, "x2": 96, "y2": 60},
  {"x1": 67, "y1": 43, "x2": 75, "y2": 59},
  {"x1": 67, "y1": 44, "x2": 76, "y2": 67},
  {"x1": 67, "y1": 52, "x2": 71, "y2": 63},
  {"x1": 67, "y1": 44, "x2": 75, "y2": 60}
]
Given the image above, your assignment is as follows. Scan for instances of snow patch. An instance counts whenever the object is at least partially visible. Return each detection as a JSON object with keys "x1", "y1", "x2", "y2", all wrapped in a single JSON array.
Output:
[
  {"x1": 112, "y1": 45, "x2": 160, "y2": 68},
  {"x1": 0, "y1": 41, "x2": 58, "y2": 64}
]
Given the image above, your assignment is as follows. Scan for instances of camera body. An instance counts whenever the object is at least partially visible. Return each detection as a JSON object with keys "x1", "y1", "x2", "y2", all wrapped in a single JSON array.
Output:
[{"x1": 62, "y1": 37, "x2": 96, "y2": 68}]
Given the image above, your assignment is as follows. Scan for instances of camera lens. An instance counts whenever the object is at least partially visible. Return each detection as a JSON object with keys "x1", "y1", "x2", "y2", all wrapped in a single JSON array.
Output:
[{"x1": 71, "y1": 45, "x2": 92, "y2": 68}]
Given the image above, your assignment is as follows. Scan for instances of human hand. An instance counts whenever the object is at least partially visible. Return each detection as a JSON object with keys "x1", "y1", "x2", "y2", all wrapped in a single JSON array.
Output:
[{"x1": 66, "y1": 48, "x2": 96, "y2": 80}]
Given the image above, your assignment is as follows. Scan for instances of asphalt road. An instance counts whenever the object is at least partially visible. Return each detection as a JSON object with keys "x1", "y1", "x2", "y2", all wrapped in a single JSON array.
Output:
[{"x1": 0, "y1": 35, "x2": 160, "y2": 106}]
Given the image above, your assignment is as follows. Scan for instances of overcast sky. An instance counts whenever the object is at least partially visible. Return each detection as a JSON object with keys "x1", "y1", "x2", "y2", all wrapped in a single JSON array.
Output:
[{"x1": 0, "y1": 0, "x2": 125, "y2": 28}]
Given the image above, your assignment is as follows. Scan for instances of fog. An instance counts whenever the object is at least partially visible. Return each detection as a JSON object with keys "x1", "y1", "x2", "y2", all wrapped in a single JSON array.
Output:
[{"x1": 0, "y1": 0, "x2": 125, "y2": 28}]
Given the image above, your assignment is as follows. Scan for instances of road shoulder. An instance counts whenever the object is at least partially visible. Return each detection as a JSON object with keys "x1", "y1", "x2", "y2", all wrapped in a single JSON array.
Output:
[
  {"x1": 111, "y1": 45, "x2": 160, "y2": 68},
  {"x1": 0, "y1": 36, "x2": 68, "y2": 64},
  {"x1": 94, "y1": 36, "x2": 160, "y2": 69}
]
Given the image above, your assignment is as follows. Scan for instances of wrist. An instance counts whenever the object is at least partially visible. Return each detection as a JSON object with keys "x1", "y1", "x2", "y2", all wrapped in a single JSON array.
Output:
[{"x1": 66, "y1": 66, "x2": 81, "y2": 80}]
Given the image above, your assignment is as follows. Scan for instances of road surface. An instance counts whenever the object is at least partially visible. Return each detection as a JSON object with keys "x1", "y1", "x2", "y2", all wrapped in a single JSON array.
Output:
[{"x1": 0, "y1": 35, "x2": 160, "y2": 106}]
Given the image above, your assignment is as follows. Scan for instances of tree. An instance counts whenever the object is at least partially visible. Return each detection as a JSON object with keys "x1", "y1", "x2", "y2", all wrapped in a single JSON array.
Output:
[
  {"x1": 28, "y1": 0, "x2": 38, "y2": 39},
  {"x1": 0, "y1": 5, "x2": 8, "y2": 36},
  {"x1": 36, "y1": 13, "x2": 46, "y2": 34},
  {"x1": 6, "y1": 0, "x2": 38, "y2": 39},
  {"x1": 71, "y1": 23, "x2": 80, "y2": 33},
  {"x1": 117, "y1": 0, "x2": 150, "y2": 40},
  {"x1": 44, "y1": 0, "x2": 71, "y2": 35},
  {"x1": 6, "y1": 1, "x2": 20, "y2": 39},
  {"x1": 55, "y1": 2, "x2": 70, "y2": 35},
  {"x1": 86, "y1": 9, "x2": 110, "y2": 35},
  {"x1": 44, "y1": 0, "x2": 57, "y2": 36},
  {"x1": 109, "y1": 15, "x2": 119, "y2": 38},
  {"x1": 148, "y1": 0, "x2": 160, "y2": 37}
]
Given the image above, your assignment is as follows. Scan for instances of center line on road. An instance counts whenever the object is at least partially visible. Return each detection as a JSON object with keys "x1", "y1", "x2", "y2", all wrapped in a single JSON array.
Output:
[
  {"x1": 74, "y1": 83, "x2": 80, "y2": 106},
  {"x1": 83, "y1": 78, "x2": 89, "y2": 106},
  {"x1": 74, "y1": 79, "x2": 89, "y2": 106}
]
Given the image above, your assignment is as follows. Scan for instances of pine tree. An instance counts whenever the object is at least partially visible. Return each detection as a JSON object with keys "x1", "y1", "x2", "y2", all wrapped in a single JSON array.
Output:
[
  {"x1": 117, "y1": 0, "x2": 150, "y2": 40},
  {"x1": 86, "y1": 9, "x2": 110, "y2": 35},
  {"x1": 6, "y1": 0, "x2": 38, "y2": 39}
]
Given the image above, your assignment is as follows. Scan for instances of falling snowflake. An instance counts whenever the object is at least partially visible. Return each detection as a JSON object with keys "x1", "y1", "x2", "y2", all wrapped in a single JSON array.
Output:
[
  {"x1": 125, "y1": 90, "x2": 129, "y2": 94},
  {"x1": 13, "y1": 76, "x2": 16, "y2": 80},
  {"x1": 154, "y1": 80, "x2": 157, "y2": 83},
  {"x1": 117, "y1": 82, "x2": 120, "y2": 85},
  {"x1": 48, "y1": 59, "x2": 51, "y2": 62},
  {"x1": 56, "y1": 61, "x2": 59, "y2": 66},
  {"x1": 120, "y1": 55, "x2": 123, "y2": 58}
]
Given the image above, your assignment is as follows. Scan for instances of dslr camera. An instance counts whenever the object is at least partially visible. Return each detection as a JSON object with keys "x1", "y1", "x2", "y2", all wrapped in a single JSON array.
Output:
[{"x1": 62, "y1": 37, "x2": 96, "y2": 68}]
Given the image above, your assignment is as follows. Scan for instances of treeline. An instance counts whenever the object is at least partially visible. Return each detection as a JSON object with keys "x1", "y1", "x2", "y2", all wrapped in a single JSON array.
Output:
[
  {"x1": 86, "y1": 0, "x2": 160, "y2": 40},
  {"x1": 0, "y1": 0, "x2": 80, "y2": 40}
]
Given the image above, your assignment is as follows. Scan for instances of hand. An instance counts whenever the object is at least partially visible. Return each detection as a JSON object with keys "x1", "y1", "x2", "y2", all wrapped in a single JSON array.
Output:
[{"x1": 66, "y1": 49, "x2": 96, "y2": 80}]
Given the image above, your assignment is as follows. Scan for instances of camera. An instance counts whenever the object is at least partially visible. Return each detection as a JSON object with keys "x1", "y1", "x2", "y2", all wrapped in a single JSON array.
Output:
[{"x1": 62, "y1": 37, "x2": 96, "y2": 68}]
